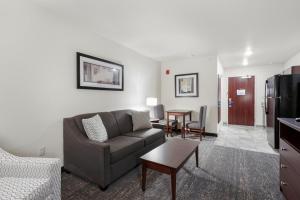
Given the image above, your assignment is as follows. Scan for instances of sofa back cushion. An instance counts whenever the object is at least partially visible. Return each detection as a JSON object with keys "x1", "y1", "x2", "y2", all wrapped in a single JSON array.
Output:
[
  {"x1": 73, "y1": 112, "x2": 120, "y2": 139},
  {"x1": 131, "y1": 111, "x2": 152, "y2": 131},
  {"x1": 111, "y1": 110, "x2": 133, "y2": 134},
  {"x1": 99, "y1": 112, "x2": 120, "y2": 138}
]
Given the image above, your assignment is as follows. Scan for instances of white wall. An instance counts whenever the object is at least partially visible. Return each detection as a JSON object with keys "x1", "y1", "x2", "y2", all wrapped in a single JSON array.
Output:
[
  {"x1": 217, "y1": 57, "x2": 224, "y2": 75},
  {"x1": 284, "y1": 51, "x2": 300, "y2": 69},
  {"x1": 161, "y1": 57, "x2": 218, "y2": 133},
  {"x1": 0, "y1": 1, "x2": 161, "y2": 161},
  {"x1": 221, "y1": 64, "x2": 282, "y2": 126}
]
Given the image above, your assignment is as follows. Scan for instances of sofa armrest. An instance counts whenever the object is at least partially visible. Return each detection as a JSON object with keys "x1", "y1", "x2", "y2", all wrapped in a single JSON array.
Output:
[{"x1": 63, "y1": 118, "x2": 111, "y2": 187}]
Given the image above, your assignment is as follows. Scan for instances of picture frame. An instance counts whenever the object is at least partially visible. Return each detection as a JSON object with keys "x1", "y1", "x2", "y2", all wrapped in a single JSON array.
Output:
[
  {"x1": 175, "y1": 73, "x2": 199, "y2": 97},
  {"x1": 77, "y1": 52, "x2": 124, "y2": 91}
]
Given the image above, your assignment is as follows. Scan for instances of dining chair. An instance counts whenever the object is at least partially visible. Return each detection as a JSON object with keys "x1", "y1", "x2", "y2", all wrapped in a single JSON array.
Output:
[
  {"x1": 151, "y1": 104, "x2": 178, "y2": 136},
  {"x1": 185, "y1": 105, "x2": 207, "y2": 140}
]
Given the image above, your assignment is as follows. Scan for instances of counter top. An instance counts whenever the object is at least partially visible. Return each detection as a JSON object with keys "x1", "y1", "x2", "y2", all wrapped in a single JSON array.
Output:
[{"x1": 278, "y1": 118, "x2": 300, "y2": 132}]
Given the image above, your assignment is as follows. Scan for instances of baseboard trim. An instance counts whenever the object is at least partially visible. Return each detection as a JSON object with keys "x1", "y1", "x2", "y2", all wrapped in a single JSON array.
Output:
[
  {"x1": 61, "y1": 167, "x2": 71, "y2": 174},
  {"x1": 173, "y1": 129, "x2": 218, "y2": 137},
  {"x1": 255, "y1": 125, "x2": 265, "y2": 128},
  {"x1": 205, "y1": 132, "x2": 218, "y2": 137}
]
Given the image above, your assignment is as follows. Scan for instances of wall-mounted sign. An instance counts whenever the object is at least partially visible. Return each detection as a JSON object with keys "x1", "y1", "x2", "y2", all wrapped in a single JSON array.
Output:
[{"x1": 237, "y1": 89, "x2": 246, "y2": 96}]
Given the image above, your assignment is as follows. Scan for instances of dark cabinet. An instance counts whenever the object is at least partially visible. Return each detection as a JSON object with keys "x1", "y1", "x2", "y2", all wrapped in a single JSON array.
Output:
[
  {"x1": 282, "y1": 66, "x2": 300, "y2": 75},
  {"x1": 278, "y1": 118, "x2": 300, "y2": 200}
]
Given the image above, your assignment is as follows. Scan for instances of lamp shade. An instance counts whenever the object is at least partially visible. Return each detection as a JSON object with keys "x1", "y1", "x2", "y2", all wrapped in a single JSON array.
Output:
[{"x1": 146, "y1": 97, "x2": 157, "y2": 106}]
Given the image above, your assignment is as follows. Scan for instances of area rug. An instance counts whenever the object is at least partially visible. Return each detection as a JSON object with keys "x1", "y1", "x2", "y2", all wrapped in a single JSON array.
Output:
[{"x1": 62, "y1": 137, "x2": 284, "y2": 200}]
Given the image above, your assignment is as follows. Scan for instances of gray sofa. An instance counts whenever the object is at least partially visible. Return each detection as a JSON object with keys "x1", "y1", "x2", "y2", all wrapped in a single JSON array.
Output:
[{"x1": 63, "y1": 109, "x2": 166, "y2": 190}]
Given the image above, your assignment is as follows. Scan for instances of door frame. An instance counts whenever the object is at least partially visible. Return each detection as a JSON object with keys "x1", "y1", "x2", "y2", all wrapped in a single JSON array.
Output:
[{"x1": 218, "y1": 75, "x2": 221, "y2": 123}]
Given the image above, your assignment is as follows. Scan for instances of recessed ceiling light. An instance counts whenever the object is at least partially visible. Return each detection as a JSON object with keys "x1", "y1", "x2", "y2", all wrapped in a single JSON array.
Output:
[
  {"x1": 243, "y1": 58, "x2": 248, "y2": 66},
  {"x1": 245, "y1": 48, "x2": 253, "y2": 56}
]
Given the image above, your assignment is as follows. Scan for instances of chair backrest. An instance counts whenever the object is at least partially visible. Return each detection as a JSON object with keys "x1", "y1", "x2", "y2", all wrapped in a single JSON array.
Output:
[
  {"x1": 153, "y1": 104, "x2": 165, "y2": 120},
  {"x1": 199, "y1": 105, "x2": 207, "y2": 129}
]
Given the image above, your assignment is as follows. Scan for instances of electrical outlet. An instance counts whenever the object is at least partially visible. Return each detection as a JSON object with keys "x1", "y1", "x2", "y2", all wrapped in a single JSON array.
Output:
[{"x1": 39, "y1": 147, "x2": 46, "y2": 157}]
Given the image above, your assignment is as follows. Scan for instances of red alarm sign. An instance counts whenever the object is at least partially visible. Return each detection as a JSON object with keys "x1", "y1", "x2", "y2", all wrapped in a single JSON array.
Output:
[{"x1": 166, "y1": 69, "x2": 170, "y2": 75}]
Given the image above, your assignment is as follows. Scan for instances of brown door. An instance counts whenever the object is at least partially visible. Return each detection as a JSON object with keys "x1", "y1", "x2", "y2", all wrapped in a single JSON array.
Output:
[{"x1": 228, "y1": 76, "x2": 255, "y2": 126}]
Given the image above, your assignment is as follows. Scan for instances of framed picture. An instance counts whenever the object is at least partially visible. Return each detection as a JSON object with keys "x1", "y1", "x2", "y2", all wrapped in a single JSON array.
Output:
[
  {"x1": 175, "y1": 73, "x2": 199, "y2": 97},
  {"x1": 77, "y1": 52, "x2": 124, "y2": 91}
]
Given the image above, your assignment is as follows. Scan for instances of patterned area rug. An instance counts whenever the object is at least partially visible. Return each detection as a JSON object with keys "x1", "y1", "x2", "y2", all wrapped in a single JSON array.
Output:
[{"x1": 62, "y1": 137, "x2": 284, "y2": 200}]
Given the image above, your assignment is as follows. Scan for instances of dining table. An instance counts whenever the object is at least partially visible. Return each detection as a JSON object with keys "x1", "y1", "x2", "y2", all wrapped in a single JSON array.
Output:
[{"x1": 166, "y1": 109, "x2": 192, "y2": 137}]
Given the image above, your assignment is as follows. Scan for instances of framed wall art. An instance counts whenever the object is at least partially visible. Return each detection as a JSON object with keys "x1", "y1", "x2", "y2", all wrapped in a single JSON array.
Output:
[
  {"x1": 175, "y1": 73, "x2": 199, "y2": 97},
  {"x1": 77, "y1": 52, "x2": 124, "y2": 91}
]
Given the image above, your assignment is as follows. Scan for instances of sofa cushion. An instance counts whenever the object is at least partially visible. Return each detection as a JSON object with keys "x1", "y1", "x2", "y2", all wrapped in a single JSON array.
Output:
[
  {"x1": 74, "y1": 112, "x2": 120, "y2": 139},
  {"x1": 74, "y1": 113, "x2": 98, "y2": 133},
  {"x1": 82, "y1": 114, "x2": 108, "y2": 142},
  {"x1": 105, "y1": 136, "x2": 144, "y2": 164},
  {"x1": 124, "y1": 128, "x2": 165, "y2": 145},
  {"x1": 99, "y1": 112, "x2": 121, "y2": 138},
  {"x1": 111, "y1": 110, "x2": 133, "y2": 134},
  {"x1": 131, "y1": 111, "x2": 152, "y2": 131}
]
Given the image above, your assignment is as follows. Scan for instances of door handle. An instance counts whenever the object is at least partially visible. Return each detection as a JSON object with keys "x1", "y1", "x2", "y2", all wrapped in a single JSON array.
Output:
[
  {"x1": 280, "y1": 181, "x2": 288, "y2": 186},
  {"x1": 280, "y1": 164, "x2": 287, "y2": 169},
  {"x1": 264, "y1": 81, "x2": 268, "y2": 114},
  {"x1": 228, "y1": 99, "x2": 234, "y2": 108}
]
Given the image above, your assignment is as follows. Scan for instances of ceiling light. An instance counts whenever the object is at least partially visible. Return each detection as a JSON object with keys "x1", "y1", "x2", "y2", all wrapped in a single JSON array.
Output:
[
  {"x1": 245, "y1": 48, "x2": 253, "y2": 56},
  {"x1": 243, "y1": 58, "x2": 248, "y2": 66}
]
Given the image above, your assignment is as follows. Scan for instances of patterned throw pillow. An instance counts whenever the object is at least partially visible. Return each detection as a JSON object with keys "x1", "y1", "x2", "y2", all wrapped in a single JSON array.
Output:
[
  {"x1": 82, "y1": 114, "x2": 108, "y2": 142},
  {"x1": 131, "y1": 111, "x2": 152, "y2": 131}
]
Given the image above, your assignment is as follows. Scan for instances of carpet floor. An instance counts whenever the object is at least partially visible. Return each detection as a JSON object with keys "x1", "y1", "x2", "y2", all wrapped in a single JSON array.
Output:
[{"x1": 62, "y1": 137, "x2": 284, "y2": 200}]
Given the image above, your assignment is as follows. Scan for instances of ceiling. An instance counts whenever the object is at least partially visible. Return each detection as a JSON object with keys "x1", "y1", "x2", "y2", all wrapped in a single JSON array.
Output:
[{"x1": 31, "y1": 0, "x2": 300, "y2": 68}]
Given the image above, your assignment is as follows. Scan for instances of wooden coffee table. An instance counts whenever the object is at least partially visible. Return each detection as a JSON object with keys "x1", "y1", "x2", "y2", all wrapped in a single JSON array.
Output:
[{"x1": 140, "y1": 138, "x2": 200, "y2": 200}]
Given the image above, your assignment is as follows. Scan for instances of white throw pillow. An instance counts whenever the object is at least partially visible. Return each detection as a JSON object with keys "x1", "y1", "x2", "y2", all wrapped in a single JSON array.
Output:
[
  {"x1": 131, "y1": 111, "x2": 152, "y2": 131},
  {"x1": 82, "y1": 114, "x2": 108, "y2": 142}
]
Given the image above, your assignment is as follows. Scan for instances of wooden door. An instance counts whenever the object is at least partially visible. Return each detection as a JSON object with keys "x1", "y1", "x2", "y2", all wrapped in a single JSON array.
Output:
[{"x1": 228, "y1": 76, "x2": 255, "y2": 126}]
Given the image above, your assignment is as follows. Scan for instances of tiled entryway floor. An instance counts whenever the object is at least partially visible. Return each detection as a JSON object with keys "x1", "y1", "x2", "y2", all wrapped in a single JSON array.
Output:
[{"x1": 215, "y1": 125, "x2": 278, "y2": 154}]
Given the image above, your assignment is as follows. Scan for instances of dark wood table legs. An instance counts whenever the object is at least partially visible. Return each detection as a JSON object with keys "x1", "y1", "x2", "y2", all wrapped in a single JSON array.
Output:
[
  {"x1": 171, "y1": 170, "x2": 176, "y2": 200},
  {"x1": 195, "y1": 146, "x2": 199, "y2": 168},
  {"x1": 141, "y1": 147, "x2": 199, "y2": 200},
  {"x1": 142, "y1": 162, "x2": 147, "y2": 191},
  {"x1": 182, "y1": 113, "x2": 192, "y2": 139},
  {"x1": 140, "y1": 139, "x2": 200, "y2": 200},
  {"x1": 166, "y1": 110, "x2": 192, "y2": 138},
  {"x1": 166, "y1": 113, "x2": 170, "y2": 137},
  {"x1": 181, "y1": 115, "x2": 186, "y2": 138}
]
